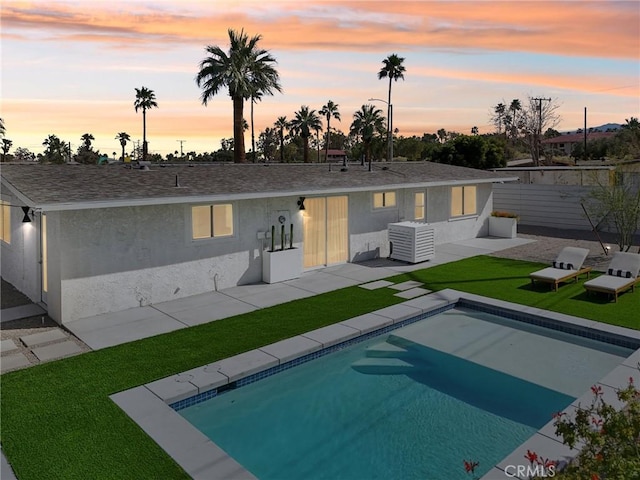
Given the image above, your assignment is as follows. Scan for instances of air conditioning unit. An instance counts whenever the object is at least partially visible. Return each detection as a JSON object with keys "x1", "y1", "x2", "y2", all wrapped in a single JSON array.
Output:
[{"x1": 388, "y1": 222, "x2": 435, "y2": 263}]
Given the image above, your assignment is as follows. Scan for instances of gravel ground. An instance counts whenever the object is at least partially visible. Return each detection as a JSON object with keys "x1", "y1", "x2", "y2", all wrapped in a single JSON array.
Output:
[{"x1": 489, "y1": 225, "x2": 633, "y2": 271}]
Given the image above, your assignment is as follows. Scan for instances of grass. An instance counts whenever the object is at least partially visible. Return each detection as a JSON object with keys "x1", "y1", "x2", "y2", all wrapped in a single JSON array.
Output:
[{"x1": 1, "y1": 256, "x2": 638, "y2": 479}]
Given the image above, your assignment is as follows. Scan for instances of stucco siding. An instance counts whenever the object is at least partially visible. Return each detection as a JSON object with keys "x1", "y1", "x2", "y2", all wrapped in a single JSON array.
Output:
[{"x1": 54, "y1": 198, "x2": 309, "y2": 322}]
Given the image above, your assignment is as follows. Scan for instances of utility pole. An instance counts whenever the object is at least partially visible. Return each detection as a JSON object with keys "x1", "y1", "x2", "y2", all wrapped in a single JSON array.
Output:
[
  {"x1": 532, "y1": 97, "x2": 551, "y2": 165},
  {"x1": 177, "y1": 140, "x2": 186, "y2": 157}
]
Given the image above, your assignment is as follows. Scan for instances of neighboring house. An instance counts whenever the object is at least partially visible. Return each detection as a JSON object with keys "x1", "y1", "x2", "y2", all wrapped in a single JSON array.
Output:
[
  {"x1": 0, "y1": 162, "x2": 516, "y2": 324},
  {"x1": 325, "y1": 149, "x2": 347, "y2": 163},
  {"x1": 542, "y1": 132, "x2": 616, "y2": 156}
]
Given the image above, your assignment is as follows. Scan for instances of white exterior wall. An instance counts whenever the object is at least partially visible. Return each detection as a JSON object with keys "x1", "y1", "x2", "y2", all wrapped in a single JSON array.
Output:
[
  {"x1": 348, "y1": 191, "x2": 403, "y2": 261},
  {"x1": 0, "y1": 190, "x2": 41, "y2": 303},
  {"x1": 25, "y1": 184, "x2": 495, "y2": 323},
  {"x1": 54, "y1": 198, "x2": 304, "y2": 322}
]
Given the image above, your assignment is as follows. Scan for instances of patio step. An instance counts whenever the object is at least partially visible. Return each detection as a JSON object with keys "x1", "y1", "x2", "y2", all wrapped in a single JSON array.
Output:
[
  {"x1": 351, "y1": 357, "x2": 414, "y2": 375},
  {"x1": 365, "y1": 342, "x2": 409, "y2": 358}
]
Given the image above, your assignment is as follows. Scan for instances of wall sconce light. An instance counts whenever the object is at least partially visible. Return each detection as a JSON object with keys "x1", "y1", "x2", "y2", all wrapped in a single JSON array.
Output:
[
  {"x1": 21, "y1": 206, "x2": 32, "y2": 223},
  {"x1": 297, "y1": 197, "x2": 306, "y2": 211}
]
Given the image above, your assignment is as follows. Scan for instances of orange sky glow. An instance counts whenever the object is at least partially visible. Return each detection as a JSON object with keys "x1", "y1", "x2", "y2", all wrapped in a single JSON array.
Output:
[{"x1": 2, "y1": 0, "x2": 638, "y2": 156}]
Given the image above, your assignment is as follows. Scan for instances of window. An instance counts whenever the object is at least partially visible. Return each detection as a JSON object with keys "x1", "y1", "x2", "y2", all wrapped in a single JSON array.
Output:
[
  {"x1": 0, "y1": 202, "x2": 10, "y2": 244},
  {"x1": 191, "y1": 204, "x2": 234, "y2": 239},
  {"x1": 414, "y1": 192, "x2": 425, "y2": 220},
  {"x1": 373, "y1": 191, "x2": 396, "y2": 209},
  {"x1": 451, "y1": 186, "x2": 477, "y2": 217}
]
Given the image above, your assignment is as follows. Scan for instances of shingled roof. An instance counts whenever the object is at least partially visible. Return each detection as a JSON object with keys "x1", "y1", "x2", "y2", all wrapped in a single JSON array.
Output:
[{"x1": 1, "y1": 162, "x2": 518, "y2": 211}]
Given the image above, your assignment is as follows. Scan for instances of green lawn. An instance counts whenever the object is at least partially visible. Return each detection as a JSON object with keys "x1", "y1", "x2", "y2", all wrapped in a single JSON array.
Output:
[{"x1": 1, "y1": 256, "x2": 637, "y2": 479}]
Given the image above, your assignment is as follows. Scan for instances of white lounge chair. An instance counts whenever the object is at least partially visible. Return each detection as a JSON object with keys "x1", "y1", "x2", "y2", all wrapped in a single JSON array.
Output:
[
  {"x1": 584, "y1": 252, "x2": 640, "y2": 302},
  {"x1": 529, "y1": 247, "x2": 591, "y2": 292}
]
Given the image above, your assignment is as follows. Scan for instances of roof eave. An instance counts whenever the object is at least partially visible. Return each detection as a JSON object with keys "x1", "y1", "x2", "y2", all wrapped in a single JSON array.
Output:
[{"x1": 32, "y1": 176, "x2": 519, "y2": 212}]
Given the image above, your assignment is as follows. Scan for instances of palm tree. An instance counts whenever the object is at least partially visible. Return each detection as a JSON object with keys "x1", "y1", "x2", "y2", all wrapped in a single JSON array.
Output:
[
  {"x1": 274, "y1": 116, "x2": 289, "y2": 162},
  {"x1": 0, "y1": 118, "x2": 5, "y2": 138},
  {"x1": 350, "y1": 104, "x2": 385, "y2": 166},
  {"x1": 377, "y1": 54, "x2": 406, "y2": 161},
  {"x1": 508, "y1": 99, "x2": 522, "y2": 139},
  {"x1": 115, "y1": 132, "x2": 131, "y2": 162},
  {"x1": 1, "y1": 139, "x2": 12, "y2": 162},
  {"x1": 80, "y1": 133, "x2": 94, "y2": 150},
  {"x1": 319, "y1": 100, "x2": 341, "y2": 162},
  {"x1": 494, "y1": 103, "x2": 506, "y2": 134},
  {"x1": 289, "y1": 106, "x2": 322, "y2": 163},
  {"x1": 250, "y1": 91, "x2": 262, "y2": 162},
  {"x1": 134, "y1": 87, "x2": 158, "y2": 162},
  {"x1": 196, "y1": 28, "x2": 282, "y2": 163}
]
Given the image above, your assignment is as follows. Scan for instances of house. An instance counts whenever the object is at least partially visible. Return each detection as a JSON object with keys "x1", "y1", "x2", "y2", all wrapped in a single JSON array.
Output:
[
  {"x1": 0, "y1": 162, "x2": 517, "y2": 324},
  {"x1": 324, "y1": 149, "x2": 347, "y2": 163},
  {"x1": 542, "y1": 132, "x2": 616, "y2": 156}
]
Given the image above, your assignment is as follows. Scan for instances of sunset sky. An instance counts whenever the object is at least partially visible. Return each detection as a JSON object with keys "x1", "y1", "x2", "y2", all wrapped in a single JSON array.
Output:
[{"x1": 2, "y1": 0, "x2": 639, "y2": 157}]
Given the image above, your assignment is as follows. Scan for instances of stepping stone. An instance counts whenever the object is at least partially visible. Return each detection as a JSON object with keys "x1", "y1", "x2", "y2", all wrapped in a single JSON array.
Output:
[
  {"x1": 32, "y1": 340, "x2": 83, "y2": 362},
  {"x1": 20, "y1": 329, "x2": 67, "y2": 348},
  {"x1": 359, "y1": 280, "x2": 395, "y2": 290},
  {"x1": 351, "y1": 357, "x2": 414, "y2": 375},
  {"x1": 388, "y1": 281, "x2": 423, "y2": 291},
  {"x1": 1, "y1": 353, "x2": 31, "y2": 373},
  {"x1": 365, "y1": 342, "x2": 409, "y2": 358},
  {"x1": 394, "y1": 287, "x2": 431, "y2": 299},
  {"x1": 0, "y1": 339, "x2": 20, "y2": 354}
]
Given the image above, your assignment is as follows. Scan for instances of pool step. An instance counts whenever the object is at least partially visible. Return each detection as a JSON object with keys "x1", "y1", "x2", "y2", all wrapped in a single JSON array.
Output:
[
  {"x1": 351, "y1": 357, "x2": 414, "y2": 375},
  {"x1": 365, "y1": 342, "x2": 409, "y2": 358}
]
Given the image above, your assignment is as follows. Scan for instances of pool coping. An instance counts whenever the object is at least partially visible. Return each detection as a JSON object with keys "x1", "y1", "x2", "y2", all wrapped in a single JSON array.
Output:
[{"x1": 110, "y1": 289, "x2": 640, "y2": 480}]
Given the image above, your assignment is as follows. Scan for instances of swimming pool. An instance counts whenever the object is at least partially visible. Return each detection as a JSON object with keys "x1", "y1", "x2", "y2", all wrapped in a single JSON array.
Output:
[{"x1": 176, "y1": 306, "x2": 632, "y2": 480}]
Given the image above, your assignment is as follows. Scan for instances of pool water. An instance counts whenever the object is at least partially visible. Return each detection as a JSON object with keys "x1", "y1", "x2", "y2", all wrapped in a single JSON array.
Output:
[{"x1": 178, "y1": 307, "x2": 631, "y2": 480}]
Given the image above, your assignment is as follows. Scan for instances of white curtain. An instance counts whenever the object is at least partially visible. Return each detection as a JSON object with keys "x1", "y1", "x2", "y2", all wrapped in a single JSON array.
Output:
[
  {"x1": 327, "y1": 196, "x2": 348, "y2": 264},
  {"x1": 303, "y1": 197, "x2": 326, "y2": 268}
]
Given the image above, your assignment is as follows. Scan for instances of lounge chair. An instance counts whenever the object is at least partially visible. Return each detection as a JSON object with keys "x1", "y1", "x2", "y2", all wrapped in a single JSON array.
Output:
[
  {"x1": 529, "y1": 247, "x2": 591, "y2": 291},
  {"x1": 584, "y1": 252, "x2": 640, "y2": 302}
]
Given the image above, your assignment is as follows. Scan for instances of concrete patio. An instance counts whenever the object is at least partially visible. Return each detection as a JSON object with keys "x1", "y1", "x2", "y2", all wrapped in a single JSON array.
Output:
[{"x1": 65, "y1": 236, "x2": 533, "y2": 351}]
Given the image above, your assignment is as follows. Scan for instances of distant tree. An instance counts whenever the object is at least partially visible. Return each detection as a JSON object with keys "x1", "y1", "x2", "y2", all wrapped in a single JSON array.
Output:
[
  {"x1": 319, "y1": 100, "x2": 341, "y2": 162},
  {"x1": 258, "y1": 126, "x2": 278, "y2": 162},
  {"x1": 134, "y1": 86, "x2": 158, "y2": 162},
  {"x1": 378, "y1": 53, "x2": 406, "y2": 160},
  {"x1": 274, "y1": 116, "x2": 289, "y2": 162},
  {"x1": 13, "y1": 147, "x2": 35, "y2": 162},
  {"x1": 75, "y1": 133, "x2": 100, "y2": 164},
  {"x1": 492, "y1": 103, "x2": 506, "y2": 134},
  {"x1": 505, "y1": 99, "x2": 523, "y2": 139},
  {"x1": 289, "y1": 105, "x2": 321, "y2": 163},
  {"x1": 42, "y1": 135, "x2": 67, "y2": 164},
  {"x1": 249, "y1": 91, "x2": 262, "y2": 162},
  {"x1": 431, "y1": 134, "x2": 505, "y2": 169},
  {"x1": 544, "y1": 128, "x2": 561, "y2": 138},
  {"x1": 196, "y1": 28, "x2": 282, "y2": 163},
  {"x1": 471, "y1": 126, "x2": 479, "y2": 135},
  {"x1": 520, "y1": 96, "x2": 561, "y2": 166},
  {"x1": 80, "y1": 133, "x2": 94, "y2": 150},
  {"x1": 437, "y1": 128, "x2": 448, "y2": 143},
  {"x1": 394, "y1": 135, "x2": 425, "y2": 161},
  {"x1": 220, "y1": 137, "x2": 234, "y2": 151},
  {"x1": 1, "y1": 139, "x2": 13, "y2": 162},
  {"x1": 115, "y1": 132, "x2": 131, "y2": 162},
  {"x1": 350, "y1": 104, "x2": 386, "y2": 165},
  {"x1": 0, "y1": 118, "x2": 5, "y2": 138}
]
